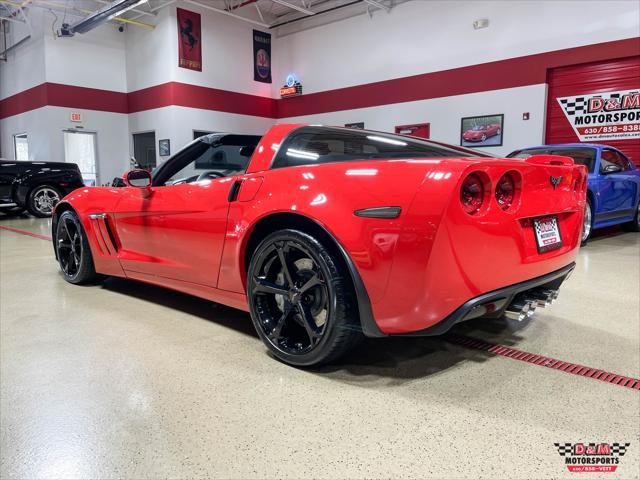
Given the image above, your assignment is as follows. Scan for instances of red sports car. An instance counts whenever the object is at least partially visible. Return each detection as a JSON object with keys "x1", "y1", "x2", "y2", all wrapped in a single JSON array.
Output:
[
  {"x1": 52, "y1": 125, "x2": 587, "y2": 366},
  {"x1": 463, "y1": 123, "x2": 501, "y2": 142}
]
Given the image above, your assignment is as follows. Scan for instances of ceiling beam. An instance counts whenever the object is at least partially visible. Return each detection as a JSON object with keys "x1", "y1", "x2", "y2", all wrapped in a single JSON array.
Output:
[
  {"x1": 184, "y1": 0, "x2": 270, "y2": 28},
  {"x1": 363, "y1": 0, "x2": 389, "y2": 12},
  {"x1": 271, "y1": 0, "x2": 315, "y2": 16}
]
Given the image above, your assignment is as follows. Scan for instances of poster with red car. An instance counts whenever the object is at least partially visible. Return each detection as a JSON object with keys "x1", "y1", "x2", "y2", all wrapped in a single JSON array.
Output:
[
  {"x1": 177, "y1": 8, "x2": 202, "y2": 71},
  {"x1": 460, "y1": 114, "x2": 504, "y2": 147},
  {"x1": 557, "y1": 89, "x2": 640, "y2": 142}
]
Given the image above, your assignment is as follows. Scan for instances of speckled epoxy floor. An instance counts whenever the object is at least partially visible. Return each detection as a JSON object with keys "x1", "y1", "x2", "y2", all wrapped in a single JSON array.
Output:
[{"x1": 1, "y1": 216, "x2": 639, "y2": 479}]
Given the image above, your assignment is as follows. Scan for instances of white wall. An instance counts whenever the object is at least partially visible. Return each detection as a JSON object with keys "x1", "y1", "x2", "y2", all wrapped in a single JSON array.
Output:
[
  {"x1": 0, "y1": 107, "x2": 51, "y2": 161},
  {"x1": 128, "y1": 105, "x2": 274, "y2": 168},
  {"x1": 282, "y1": 84, "x2": 547, "y2": 156},
  {"x1": 126, "y1": 3, "x2": 272, "y2": 98},
  {"x1": 0, "y1": 107, "x2": 129, "y2": 183},
  {"x1": 0, "y1": 8, "x2": 46, "y2": 100},
  {"x1": 273, "y1": 0, "x2": 640, "y2": 94},
  {"x1": 274, "y1": 0, "x2": 639, "y2": 153},
  {"x1": 45, "y1": 23, "x2": 127, "y2": 92}
]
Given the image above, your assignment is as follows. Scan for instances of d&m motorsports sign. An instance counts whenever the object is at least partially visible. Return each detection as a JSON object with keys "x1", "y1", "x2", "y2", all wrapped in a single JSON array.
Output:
[{"x1": 557, "y1": 89, "x2": 640, "y2": 141}]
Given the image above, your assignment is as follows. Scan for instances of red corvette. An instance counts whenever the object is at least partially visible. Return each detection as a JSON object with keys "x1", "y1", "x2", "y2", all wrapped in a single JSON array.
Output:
[
  {"x1": 463, "y1": 123, "x2": 501, "y2": 142},
  {"x1": 52, "y1": 125, "x2": 587, "y2": 366}
]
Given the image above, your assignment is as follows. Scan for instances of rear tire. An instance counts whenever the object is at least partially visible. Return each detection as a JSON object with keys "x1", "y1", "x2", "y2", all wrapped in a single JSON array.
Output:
[
  {"x1": 622, "y1": 203, "x2": 640, "y2": 232},
  {"x1": 27, "y1": 185, "x2": 62, "y2": 218},
  {"x1": 55, "y1": 210, "x2": 101, "y2": 284},
  {"x1": 581, "y1": 198, "x2": 593, "y2": 246},
  {"x1": 247, "y1": 229, "x2": 362, "y2": 367}
]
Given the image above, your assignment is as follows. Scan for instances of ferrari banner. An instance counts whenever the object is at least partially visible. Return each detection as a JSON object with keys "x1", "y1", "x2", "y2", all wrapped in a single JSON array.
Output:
[
  {"x1": 253, "y1": 30, "x2": 272, "y2": 83},
  {"x1": 557, "y1": 89, "x2": 640, "y2": 141},
  {"x1": 177, "y1": 8, "x2": 202, "y2": 71}
]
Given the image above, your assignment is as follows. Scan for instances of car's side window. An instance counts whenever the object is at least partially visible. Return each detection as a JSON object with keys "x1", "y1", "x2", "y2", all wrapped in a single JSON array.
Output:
[
  {"x1": 165, "y1": 144, "x2": 249, "y2": 185},
  {"x1": 152, "y1": 135, "x2": 260, "y2": 186},
  {"x1": 600, "y1": 149, "x2": 629, "y2": 173},
  {"x1": 272, "y1": 126, "x2": 477, "y2": 169}
]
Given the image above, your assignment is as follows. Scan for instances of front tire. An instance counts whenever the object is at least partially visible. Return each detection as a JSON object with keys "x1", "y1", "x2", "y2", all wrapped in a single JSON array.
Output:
[
  {"x1": 247, "y1": 229, "x2": 361, "y2": 367},
  {"x1": 55, "y1": 211, "x2": 100, "y2": 284},
  {"x1": 581, "y1": 198, "x2": 593, "y2": 246},
  {"x1": 28, "y1": 185, "x2": 62, "y2": 217}
]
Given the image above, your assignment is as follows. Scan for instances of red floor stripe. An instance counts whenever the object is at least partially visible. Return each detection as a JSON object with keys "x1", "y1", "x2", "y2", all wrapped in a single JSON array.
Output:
[
  {"x1": 446, "y1": 334, "x2": 640, "y2": 391},
  {"x1": 2, "y1": 223, "x2": 638, "y2": 391},
  {"x1": 0, "y1": 225, "x2": 52, "y2": 241}
]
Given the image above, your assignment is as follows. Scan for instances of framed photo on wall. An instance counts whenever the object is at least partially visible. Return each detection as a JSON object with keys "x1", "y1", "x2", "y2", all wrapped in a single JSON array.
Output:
[
  {"x1": 159, "y1": 139, "x2": 170, "y2": 156},
  {"x1": 460, "y1": 114, "x2": 504, "y2": 147}
]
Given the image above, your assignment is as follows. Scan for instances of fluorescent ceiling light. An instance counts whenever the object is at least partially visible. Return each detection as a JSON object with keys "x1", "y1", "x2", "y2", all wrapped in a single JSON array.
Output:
[
  {"x1": 366, "y1": 135, "x2": 407, "y2": 146},
  {"x1": 108, "y1": 0, "x2": 147, "y2": 20},
  {"x1": 346, "y1": 169, "x2": 378, "y2": 176},
  {"x1": 286, "y1": 148, "x2": 319, "y2": 160}
]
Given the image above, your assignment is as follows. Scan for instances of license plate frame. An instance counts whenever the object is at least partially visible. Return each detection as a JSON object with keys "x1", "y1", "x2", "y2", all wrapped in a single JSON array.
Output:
[{"x1": 533, "y1": 215, "x2": 563, "y2": 253}]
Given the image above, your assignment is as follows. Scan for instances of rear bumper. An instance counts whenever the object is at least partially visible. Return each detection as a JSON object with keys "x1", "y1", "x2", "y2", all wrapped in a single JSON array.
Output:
[{"x1": 394, "y1": 262, "x2": 575, "y2": 336}]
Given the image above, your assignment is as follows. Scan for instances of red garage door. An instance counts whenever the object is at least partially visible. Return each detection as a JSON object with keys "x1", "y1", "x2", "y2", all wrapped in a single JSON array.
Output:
[{"x1": 546, "y1": 56, "x2": 640, "y2": 165}]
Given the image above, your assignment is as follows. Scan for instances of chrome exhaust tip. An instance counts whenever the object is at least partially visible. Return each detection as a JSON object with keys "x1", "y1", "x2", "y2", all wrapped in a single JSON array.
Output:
[{"x1": 530, "y1": 289, "x2": 558, "y2": 307}]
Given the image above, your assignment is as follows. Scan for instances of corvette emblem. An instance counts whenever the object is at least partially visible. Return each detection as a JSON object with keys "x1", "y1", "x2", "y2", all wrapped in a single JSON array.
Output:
[{"x1": 550, "y1": 175, "x2": 563, "y2": 190}]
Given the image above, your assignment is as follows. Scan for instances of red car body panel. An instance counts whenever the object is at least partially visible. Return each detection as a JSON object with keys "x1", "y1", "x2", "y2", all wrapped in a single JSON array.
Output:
[{"x1": 54, "y1": 124, "x2": 587, "y2": 335}]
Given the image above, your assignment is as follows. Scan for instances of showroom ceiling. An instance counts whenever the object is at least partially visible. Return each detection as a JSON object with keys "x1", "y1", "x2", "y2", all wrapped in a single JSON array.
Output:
[{"x1": 0, "y1": 0, "x2": 401, "y2": 36}]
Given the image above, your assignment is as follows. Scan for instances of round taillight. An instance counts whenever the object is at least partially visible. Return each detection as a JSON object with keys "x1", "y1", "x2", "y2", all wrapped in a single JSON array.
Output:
[
  {"x1": 495, "y1": 173, "x2": 515, "y2": 210},
  {"x1": 460, "y1": 173, "x2": 484, "y2": 215}
]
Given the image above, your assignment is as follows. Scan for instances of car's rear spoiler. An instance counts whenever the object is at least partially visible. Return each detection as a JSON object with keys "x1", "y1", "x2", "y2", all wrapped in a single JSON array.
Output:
[{"x1": 524, "y1": 154, "x2": 574, "y2": 166}]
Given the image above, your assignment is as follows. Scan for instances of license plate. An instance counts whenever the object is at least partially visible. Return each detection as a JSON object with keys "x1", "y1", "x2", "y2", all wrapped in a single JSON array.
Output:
[{"x1": 533, "y1": 216, "x2": 563, "y2": 253}]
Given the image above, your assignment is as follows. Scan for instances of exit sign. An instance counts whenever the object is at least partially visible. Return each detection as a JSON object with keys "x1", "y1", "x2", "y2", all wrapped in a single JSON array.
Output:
[{"x1": 70, "y1": 112, "x2": 82, "y2": 122}]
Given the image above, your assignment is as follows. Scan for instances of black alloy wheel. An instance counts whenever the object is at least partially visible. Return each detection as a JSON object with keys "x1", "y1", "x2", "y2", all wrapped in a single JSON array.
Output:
[
  {"x1": 247, "y1": 230, "x2": 361, "y2": 367},
  {"x1": 56, "y1": 211, "x2": 100, "y2": 284}
]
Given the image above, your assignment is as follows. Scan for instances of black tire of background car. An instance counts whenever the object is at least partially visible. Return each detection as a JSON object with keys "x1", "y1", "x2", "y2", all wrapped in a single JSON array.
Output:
[
  {"x1": 581, "y1": 198, "x2": 593, "y2": 246},
  {"x1": 622, "y1": 203, "x2": 640, "y2": 232},
  {"x1": 27, "y1": 184, "x2": 63, "y2": 218},
  {"x1": 247, "y1": 229, "x2": 362, "y2": 367},
  {"x1": 56, "y1": 211, "x2": 102, "y2": 285},
  {"x1": 0, "y1": 206, "x2": 26, "y2": 216}
]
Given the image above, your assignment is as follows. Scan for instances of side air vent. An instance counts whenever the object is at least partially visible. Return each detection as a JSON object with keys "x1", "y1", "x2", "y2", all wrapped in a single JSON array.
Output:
[
  {"x1": 354, "y1": 206, "x2": 401, "y2": 219},
  {"x1": 89, "y1": 213, "x2": 118, "y2": 255}
]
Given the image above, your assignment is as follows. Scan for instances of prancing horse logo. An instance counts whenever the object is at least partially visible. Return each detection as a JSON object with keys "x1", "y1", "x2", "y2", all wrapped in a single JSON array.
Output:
[{"x1": 550, "y1": 175, "x2": 563, "y2": 190}]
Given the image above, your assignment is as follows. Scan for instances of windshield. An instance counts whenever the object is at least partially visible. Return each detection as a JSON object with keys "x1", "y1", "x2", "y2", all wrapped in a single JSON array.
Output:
[{"x1": 508, "y1": 147, "x2": 597, "y2": 173}]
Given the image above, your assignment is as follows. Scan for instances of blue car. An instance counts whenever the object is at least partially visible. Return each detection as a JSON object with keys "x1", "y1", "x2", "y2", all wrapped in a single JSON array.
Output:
[{"x1": 508, "y1": 144, "x2": 640, "y2": 244}]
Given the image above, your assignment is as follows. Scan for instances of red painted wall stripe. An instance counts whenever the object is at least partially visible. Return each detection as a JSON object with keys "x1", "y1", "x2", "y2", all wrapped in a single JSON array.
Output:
[
  {"x1": 445, "y1": 334, "x2": 640, "y2": 391},
  {"x1": 0, "y1": 225, "x2": 52, "y2": 241},
  {"x1": 0, "y1": 83, "x2": 48, "y2": 119},
  {"x1": 128, "y1": 82, "x2": 277, "y2": 117},
  {"x1": 1, "y1": 37, "x2": 638, "y2": 120}
]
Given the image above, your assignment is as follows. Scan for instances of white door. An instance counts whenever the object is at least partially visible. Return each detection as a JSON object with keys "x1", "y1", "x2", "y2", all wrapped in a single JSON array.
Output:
[{"x1": 64, "y1": 130, "x2": 98, "y2": 186}]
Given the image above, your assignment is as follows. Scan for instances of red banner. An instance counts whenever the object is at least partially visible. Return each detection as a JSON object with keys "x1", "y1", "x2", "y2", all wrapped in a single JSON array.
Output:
[{"x1": 177, "y1": 8, "x2": 202, "y2": 72}]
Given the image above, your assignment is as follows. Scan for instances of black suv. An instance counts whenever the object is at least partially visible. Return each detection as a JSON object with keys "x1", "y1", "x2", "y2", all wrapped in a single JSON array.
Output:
[{"x1": 0, "y1": 160, "x2": 84, "y2": 217}]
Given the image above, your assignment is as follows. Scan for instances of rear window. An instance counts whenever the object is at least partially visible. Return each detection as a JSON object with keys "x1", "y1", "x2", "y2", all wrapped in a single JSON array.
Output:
[
  {"x1": 508, "y1": 147, "x2": 596, "y2": 173},
  {"x1": 272, "y1": 126, "x2": 480, "y2": 169}
]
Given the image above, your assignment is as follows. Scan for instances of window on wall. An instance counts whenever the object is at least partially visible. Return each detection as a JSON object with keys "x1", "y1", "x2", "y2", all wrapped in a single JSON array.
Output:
[{"x1": 13, "y1": 134, "x2": 29, "y2": 161}]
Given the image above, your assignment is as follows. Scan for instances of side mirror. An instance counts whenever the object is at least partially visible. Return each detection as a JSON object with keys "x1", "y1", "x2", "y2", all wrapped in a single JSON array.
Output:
[
  {"x1": 123, "y1": 169, "x2": 152, "y2": 187},
  {"x1": 602, "y1": 164, "x2": 622, "y2": 174}
]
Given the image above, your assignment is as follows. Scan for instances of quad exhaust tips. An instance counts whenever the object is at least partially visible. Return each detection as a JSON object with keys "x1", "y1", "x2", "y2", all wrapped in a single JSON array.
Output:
[{"x1": 504, "y1": 289, "x2": 559, "y2": 322}]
